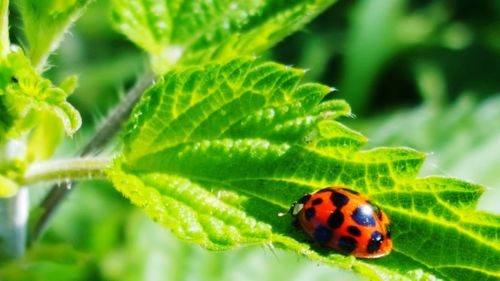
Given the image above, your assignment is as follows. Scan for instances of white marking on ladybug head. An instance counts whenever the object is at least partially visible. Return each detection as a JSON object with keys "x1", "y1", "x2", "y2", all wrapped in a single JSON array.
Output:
[{"x1": 291, "y1": 203, "x2": 304, "y2": 216}]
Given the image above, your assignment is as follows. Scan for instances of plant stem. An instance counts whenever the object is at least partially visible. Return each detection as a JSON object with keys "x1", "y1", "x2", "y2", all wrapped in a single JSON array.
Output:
[
  {"x1": 22, "y1": 157, "x2": 111, "y2": 186},
  {"x1": 0, "y1": 139, "x2": 28, "y2": 263},
  {"x1": 0, "y1": 189, "x2": 28, "y2": 263},
  {"x1": 79, "y1": 72, "x2": 155, "y2": 155},
  {"x1": 30, "y1": 71, "x2": 155, "y2": 242}
]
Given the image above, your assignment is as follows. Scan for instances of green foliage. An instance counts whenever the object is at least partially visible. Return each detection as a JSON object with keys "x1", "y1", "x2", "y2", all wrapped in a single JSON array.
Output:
[
  {"x1": 362, "y1": 94, "x2": 500, "y2": 191},
  {"x1": 18, "y1": 181, "x2": 362, "y2": 281},
  {"x1": 0, "y1": 0, "x2": 496, "y2": 280},
  {"x1": 0, "y1": 48, "x2": 80, "y2": 197},
  {"x1": 109, "y1": 58, "x2": 500, "y2": 280},
  {"x1": 341, "y1": 0, "x2": 406, "y2": 113},
  {"x1": 0, "y1": 0, "x2": 9, "y2": 57},
  {"x1": 0, "y1": 0, "x2": 86, "y2": 199},
  {"x1": 0, "y1": 174, "x2": 17, "y2": 197},
  {"x1": 111, "y1": 0, "x2": 336, "y2": 74},
  {"x1": 26, "y1": 111, "x2": 64, "y2": 162},
  {"x1": 0, "y1": 244, "x2": 93, "y2": 281},
  {"x1": 0, "y1": 49, "x2": 81, "y2": 141},
  {"x1": 354, "y1": 58, "x2": 500, "y2": 214},
  {"x1": 121, "y1": 57, "x2": 336, "y2": 160},
  {"x1": 104, "y1": 209, "x2": 363, "y2": 281},
  {"x1": 14, "y1": 0, "x2": 94, "y2": 68}
]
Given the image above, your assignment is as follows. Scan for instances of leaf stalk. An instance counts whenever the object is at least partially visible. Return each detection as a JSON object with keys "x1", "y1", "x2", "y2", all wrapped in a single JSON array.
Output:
[
  {"x1": 29, "y1": 71, "x2": 155, "y2": 242},
  {"x1": 22, "y1": 157, "x2": 111, "y2": 186}
]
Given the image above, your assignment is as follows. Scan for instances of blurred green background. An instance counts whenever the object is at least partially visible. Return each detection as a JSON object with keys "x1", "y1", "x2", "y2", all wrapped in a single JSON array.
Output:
[{"x1": 4, "y1": 0, "x2": 499, "y2": 280}]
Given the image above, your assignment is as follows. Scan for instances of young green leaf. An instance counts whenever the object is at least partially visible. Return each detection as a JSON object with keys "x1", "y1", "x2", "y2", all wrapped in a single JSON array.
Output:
[
  {"x1": 26, "y1": 112, "x2": 64, "y2": 162},
  {"x1": 111, "y1": 0, "x2": 336, "y2": 74},
  {"x1": 14, "y1": 0, "x2": 94, "y2": 68},
  {"x1": 109, "y1": 58, "x2": 500, "y2": 280},
  {"x1": 0, "y1": 48, "x2": 81, "y2": 138}
]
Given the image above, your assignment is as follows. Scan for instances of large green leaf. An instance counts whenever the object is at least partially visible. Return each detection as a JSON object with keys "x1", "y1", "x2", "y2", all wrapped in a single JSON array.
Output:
[
  {"x1": 111, "y1": 0, "x2": 336, "y2": 74},
  {"x1": 109, "y1": 58, "x2": 500, "y2": 280}
]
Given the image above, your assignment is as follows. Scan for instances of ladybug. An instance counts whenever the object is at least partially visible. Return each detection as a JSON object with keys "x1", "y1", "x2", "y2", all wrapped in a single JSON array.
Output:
[{"x1": 290, "y1": 187, "x2": 392, "y2": 258}]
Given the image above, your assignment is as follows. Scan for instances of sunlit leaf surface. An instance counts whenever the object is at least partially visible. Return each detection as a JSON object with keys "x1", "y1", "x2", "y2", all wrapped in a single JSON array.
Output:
[{"x1": 108, "y1": 58, "x2": 500, "y2": 280}]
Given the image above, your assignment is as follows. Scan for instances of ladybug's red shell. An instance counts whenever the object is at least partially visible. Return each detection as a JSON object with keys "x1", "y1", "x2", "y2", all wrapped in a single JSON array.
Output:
[{"x1": 291, "y1": 187, "x2": 392, "y2": 258}]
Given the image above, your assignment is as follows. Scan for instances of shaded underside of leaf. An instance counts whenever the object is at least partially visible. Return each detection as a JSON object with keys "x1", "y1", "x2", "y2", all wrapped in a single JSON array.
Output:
[
  {"x1": 111, "y1": 0, "x2": 337, "y2": 73},
  {"x1": 110, "y1": 58, "x2": 500, "y2": 281}
]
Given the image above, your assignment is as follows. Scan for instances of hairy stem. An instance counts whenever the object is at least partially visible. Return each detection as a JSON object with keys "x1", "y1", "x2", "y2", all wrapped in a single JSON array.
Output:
[
  {"x1": 30, "y1": 72, "x2": 155, "y2": 242},
  {"x1": 22, "y1": 157, "x2": 111, "y2": 186},
  {"x1": 79, "y1": 72, "x2": 155, "y2": 155}
]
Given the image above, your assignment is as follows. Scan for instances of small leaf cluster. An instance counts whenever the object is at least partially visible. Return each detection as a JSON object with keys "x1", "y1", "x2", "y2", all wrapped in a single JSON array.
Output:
[
  {"x1": 0, "y1": 0, "x2": 92, "y2": 196},
  {"x1": 0, "y1": 48, "x2": 80, "y2": 138}
]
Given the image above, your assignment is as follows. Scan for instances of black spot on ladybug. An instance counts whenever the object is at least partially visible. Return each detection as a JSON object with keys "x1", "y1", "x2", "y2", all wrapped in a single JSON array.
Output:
[
  {"x1": 312, "y1": 198, "x2": 323, "y2": 205},
  {"x1": 338, "y1": 236, "x2": 358, "y2": 253},
  {"x1": 313, "y1": 226, "x2": 332, "y2": 244},
  {"x1": 367, "y1": 231, "x2": 384, "y2": 253},
  {"x1": 347, "y1": 226, "x2": 361, "y2": 237},
  {"x1": 327, "y1": 209, "x2": 344, "y2": 229},
  {"x1": 305, "y1": 207, "x2": 315, "y2": 220},
  {"x1": 340, "y1": 188, "x2": 359, "y2": 195},
  {"x1": 330, "y1": 191, "x2": 349, "y2": 208},
  {"x1": 352, "y1": 205, "x2": 376, "y2": 226}
]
